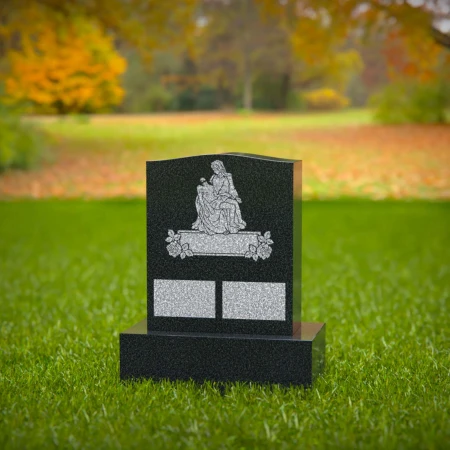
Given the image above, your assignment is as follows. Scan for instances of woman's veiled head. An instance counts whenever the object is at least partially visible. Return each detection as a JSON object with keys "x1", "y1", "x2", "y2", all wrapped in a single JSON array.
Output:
[{"x1": 211, "y1": 160, "x2": 226, "y2": 175}]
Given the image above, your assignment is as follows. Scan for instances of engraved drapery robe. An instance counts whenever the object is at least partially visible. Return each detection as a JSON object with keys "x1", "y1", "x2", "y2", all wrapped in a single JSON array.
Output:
[{"x1": 192, "y1": 173, "x2": 246, "y2": 235}]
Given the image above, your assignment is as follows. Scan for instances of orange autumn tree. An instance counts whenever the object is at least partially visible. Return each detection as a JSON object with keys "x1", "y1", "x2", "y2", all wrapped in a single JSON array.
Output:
[
  {"x1": 383, "y1": 28, "x2": 449, "y2": 84},
  {"x1": 3, "y1": 14, "x2": 126, "y2": 114}
]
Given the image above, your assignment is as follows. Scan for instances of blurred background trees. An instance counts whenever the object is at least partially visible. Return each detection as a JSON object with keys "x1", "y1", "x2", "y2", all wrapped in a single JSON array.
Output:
[
  {"x1": 0, "y1": 0, "x2": 449, "y2": 119},
  {"x1": 4, "y1": 10, "x2": 126, "y2": 114}
]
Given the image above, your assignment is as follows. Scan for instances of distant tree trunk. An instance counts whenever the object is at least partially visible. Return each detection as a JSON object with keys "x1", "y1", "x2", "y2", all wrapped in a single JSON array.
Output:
[
  {"x1": 217, "y1": 76, "x2": 232, "y2": 109},
  {"x1": 241, "y1": 0, "x2": 252, "y2": 111},
  {"x1": 279, "y1": 72, "x2": 291, "y2": 110},
  {"x1": 216, "y1": 77, "x2": 224, "y2": 108}
]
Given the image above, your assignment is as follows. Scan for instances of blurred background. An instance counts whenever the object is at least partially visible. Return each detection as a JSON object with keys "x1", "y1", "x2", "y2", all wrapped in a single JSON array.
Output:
[
  {"x1": 1, "y1": 3, "x2": 450, "y2": 448},
  {"x1": 0, "y1": 0, "x2": 449, "y2": 200}
]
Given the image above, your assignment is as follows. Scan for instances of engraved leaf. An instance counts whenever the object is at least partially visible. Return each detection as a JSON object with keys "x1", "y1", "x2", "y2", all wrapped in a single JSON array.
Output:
[
  {"x1": 185, "y1": 250, "x2": 193, "y2": 257},
  {"x1": 182, "y1": 243, "x2": 189, "y2": 250},
  {"x1": 168, "y1": 229, "x2": 175, "y2": 237},
  {"x1": 249, "y1": 244, "x2": 257, "y2": 253},
  {"x1": 267, "y1": 239, "x2": 274, "y2": 245},
  {"x1": 245, "y1": 251, "x2": 252, "y2": 258},
  {"x1": 252, "y1": 254, "x2": 258, "y2": 262},
  {"x1": 180, "y1": 252, "x2": 186, "y2": 259},
  {"x1": 264, "y1": 231, "x2": 271, "y2": 239},
  {"x1": 258, "y1": 235, "x2": 265, "y2": 243},
  {"x1": 174, "y1": 234, "x2": 181, "y2": 241},
  {"x1": 165, "y1": 237, "x2": 173, "y2": 243}
]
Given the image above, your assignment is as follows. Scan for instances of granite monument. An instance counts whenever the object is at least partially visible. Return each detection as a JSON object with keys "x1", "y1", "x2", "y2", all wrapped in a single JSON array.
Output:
[{"x1": 120, "y1": 153, "x2": 325, "y2": 386}]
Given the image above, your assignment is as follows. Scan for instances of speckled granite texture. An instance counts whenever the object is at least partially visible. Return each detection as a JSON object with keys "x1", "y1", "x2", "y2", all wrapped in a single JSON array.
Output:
[
  {"x1": 119, "y1": 153, "x2": 324, "y2": 385},
  {"x1": 146, "y1": 154, "x2": 302, "y2": 336},
  {"x1": 120, "y1": 320, "x2": 325, "y2": 386}
]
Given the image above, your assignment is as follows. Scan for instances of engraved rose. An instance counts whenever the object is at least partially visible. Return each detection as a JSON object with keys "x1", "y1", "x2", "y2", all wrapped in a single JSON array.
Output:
[
  {"x1": 165, "y1": 229, "x2": 193, "y2": 258},
  {"x1": 167, "y1": 241, "x2": 182, "y2": 257},
  {"x1": 245, "y1": 231, "x2": 273, "y2": 261},
  {"x1": 257, "y1": 243, "x2": 272, "y2": 260}
]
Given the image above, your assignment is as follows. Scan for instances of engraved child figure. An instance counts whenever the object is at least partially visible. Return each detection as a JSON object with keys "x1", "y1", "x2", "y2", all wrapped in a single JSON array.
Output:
[
  {"x1": 192, "y1": 160, "x2": 246, "y2": 235},
  {"x1": 197, "y1": 178, "x2": 215, "y2": 202}
]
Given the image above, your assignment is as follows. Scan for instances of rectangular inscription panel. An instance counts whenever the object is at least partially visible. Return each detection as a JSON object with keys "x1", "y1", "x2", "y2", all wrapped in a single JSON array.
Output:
[
  {"x1": 222, "y1": 282, "x2": 286, "y2": 321},
  {"x1": 154, "y1": 279, "x2": 216, "y2": 318}
]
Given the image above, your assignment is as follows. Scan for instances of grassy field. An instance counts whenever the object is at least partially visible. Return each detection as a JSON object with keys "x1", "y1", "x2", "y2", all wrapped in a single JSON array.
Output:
[
  {"x1": 1, "y1": 109, "x2": 449, "y2": 199},
  {"x1": 1, "y1": 200, "x2": 449, "y2": 449},
  {"x1": 1, "y1": 110, "x2": 449, "y2": 448}
]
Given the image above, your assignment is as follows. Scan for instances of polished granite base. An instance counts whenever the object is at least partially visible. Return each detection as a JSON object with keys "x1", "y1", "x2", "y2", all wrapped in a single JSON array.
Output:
[{"x1": 120, "y1": 320, "x2": 325, "y2": 386}]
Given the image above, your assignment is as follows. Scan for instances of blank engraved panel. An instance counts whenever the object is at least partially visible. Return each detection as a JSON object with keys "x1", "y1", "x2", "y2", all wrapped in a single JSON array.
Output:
[
  {"x1": 154, "y1": 279, "x2": 215, "y2": 318},
  {"x1": 222, "y1": 282, "x2": 286, "y2": 321}
]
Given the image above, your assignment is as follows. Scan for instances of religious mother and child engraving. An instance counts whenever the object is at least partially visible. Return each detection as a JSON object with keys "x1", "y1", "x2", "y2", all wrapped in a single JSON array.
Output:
[
  {"x1": 166, "y1": 159, "x2": 273, "y2": 261},
  {"x1": 120, "y1": 153, "x2": 325, "y2": 386}
]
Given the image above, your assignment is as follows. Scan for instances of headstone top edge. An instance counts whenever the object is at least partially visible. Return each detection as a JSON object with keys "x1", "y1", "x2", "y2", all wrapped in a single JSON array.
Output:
[
  {"x1": 146, "y1": 153, "x2": 300, "y2": 165},
  {"x1": 224, "y1": 153, "x2": 300, "y2": 163}
]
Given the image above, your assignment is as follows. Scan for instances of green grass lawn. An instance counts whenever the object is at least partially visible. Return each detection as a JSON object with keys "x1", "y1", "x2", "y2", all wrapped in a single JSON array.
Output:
[
  {"x1": 1, "y1": 200, "x2": 449, "y2": 449},
  {"x1": 38, "y1": 109, "x2": 373, "y2": 158}
]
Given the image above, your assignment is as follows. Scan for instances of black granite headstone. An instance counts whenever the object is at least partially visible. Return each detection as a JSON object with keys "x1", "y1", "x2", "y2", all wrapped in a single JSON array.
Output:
[{"x1": 120, "y1": 153, "x2": 325, "y2": 386}]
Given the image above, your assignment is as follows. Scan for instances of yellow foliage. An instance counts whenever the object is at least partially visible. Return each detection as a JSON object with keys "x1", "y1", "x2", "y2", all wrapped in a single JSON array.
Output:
[
  {"x1": 1, "y1": 7, "x2": 126, "y2": 114},
  {"x1": 256, "y1": 1, "x2": 363, "y2": 91},
  {"x1": 385, "y1": 30, "x2": 450, "y2": 84},
  {"x1": 1, "y1": 1, "x2": 198, "y2": 66},
  {"x1": 303, "y1": 88, "x2": 349, "y2": 110}
]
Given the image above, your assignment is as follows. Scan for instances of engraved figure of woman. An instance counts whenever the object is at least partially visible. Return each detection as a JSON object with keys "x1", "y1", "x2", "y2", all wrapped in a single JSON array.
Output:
[{"x1": 192, "y1": 160, "x2": 247, "y2": 235}]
